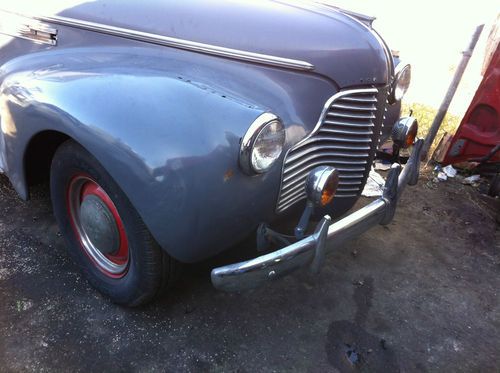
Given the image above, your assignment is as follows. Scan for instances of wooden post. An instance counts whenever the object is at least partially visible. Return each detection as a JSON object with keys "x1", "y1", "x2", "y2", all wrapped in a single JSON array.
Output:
[{"x1": 421, "y1": 24, "x2": 485, "y2": 160}]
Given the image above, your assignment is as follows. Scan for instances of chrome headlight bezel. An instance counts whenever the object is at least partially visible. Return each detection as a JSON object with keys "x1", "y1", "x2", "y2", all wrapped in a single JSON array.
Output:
[
  {"x1": 388, "y1": 63, "x2": 411, "y2": 104},
  {"x1": 239, "y1": 113, "x2": 285, "y2": 175}
]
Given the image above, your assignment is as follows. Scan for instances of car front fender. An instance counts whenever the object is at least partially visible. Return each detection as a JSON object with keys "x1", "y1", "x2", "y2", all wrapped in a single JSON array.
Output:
[{"x1": 0, "y1": 47, "x2": 302, "y2": 262}]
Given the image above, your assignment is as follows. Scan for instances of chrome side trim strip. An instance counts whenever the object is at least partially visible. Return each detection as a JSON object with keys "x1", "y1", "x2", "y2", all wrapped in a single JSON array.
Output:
[{"x1": 35, "y1": 15, "x2": 315, "y2": 71}]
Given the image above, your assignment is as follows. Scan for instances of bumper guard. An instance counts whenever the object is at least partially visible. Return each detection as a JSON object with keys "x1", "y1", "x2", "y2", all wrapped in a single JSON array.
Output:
[{"x1": 211, "y1": 139, "x2": 424, "y2": 292}]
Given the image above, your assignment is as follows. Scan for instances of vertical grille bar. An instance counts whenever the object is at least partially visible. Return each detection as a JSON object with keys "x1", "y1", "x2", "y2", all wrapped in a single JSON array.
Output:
[{"x1": 276, "y1": 87, "x2": 387, "y2": 213}]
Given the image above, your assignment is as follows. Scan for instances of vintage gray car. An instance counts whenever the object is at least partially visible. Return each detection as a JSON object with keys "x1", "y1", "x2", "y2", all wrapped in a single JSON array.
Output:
[{"x1": 0, "y1": 0, "x2": 421, "y2": 306}]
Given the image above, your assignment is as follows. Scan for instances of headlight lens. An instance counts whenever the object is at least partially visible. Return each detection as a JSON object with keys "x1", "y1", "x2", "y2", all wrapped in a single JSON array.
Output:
[
  {"x1": 240, "y1": 113, "x2": 285, "y2": 175},
  {"x1": 251, "y1": 121, "x2": 285, "y2": 172},
  {"x1": 389, "y1": 64, "x2": 411, "y2": 104}
]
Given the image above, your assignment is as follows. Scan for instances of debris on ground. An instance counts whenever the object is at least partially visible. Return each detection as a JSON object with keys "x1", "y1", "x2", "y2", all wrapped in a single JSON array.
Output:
[
  {"x1": 462, "y1": 175, "x2": 481, "y2": 185},
  {"x1": 451, "y1": 161, "x2": 480, "y2": 170},
  {"x1": 378, "y1": 141, "x2": 394, "y2": 156},
  {"x1": 362, "y1": 169, "x2": 385, "y2": 197},
  {"x1": 437, "y1": 172, "x2": 448, "y2": 182},
  {"x1": 432, "y1": 163, "x2": 483, "y2": 186},
  {"x1": 432, "y1": 133, "x2": 454, "y2": 163},
  {"x1": 344, "y1": 344, "x2": 360, "y2": 365},
  {"x1": 380, "y1": 339, "x2": 387, "y2": 350},
  {"x1": 443, "y1": 165, "x2": 457, "y2": 178},
  {"x1": 374, "y1": 160, "x2": 391, "y2": 171},
  {"x1": 425, "y1": 180, "x2": 439, "y2": 189}
]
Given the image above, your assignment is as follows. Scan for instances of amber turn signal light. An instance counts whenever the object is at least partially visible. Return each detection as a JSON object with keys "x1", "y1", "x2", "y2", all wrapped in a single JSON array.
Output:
[
  {"x1": 405, "y1": 125, "x2": 418, "y2": 148},
  {"x1": 320, "y1": 172, "x2": 339, "y2": 206},
  {"x1": 392, "y1": 117, "x2": 418, "y2": 149},
  {"x1": 305, "y1": 166, "x2": 340, "y2": 208}
]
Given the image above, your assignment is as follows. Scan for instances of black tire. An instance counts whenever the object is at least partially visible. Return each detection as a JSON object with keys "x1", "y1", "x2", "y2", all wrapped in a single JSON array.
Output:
[{"x1": 50, "y1": 140, "x2": 179, "y2": 306}]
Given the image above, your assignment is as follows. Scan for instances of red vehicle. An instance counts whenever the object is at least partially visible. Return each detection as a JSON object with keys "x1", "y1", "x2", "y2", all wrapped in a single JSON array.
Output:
[{"x1": 444, "y1": 43, "x2": 500, "y2": 166}]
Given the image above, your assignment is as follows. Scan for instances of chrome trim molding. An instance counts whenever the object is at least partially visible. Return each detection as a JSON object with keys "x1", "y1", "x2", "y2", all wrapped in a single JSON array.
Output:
[
  {"x1": 315, "y1": 2, "x2": 376, "y2": 27},
  {"x1": 291, "y1": 88, "x2": 379, "y2": 149},
  {"x1": 239, "y1": 113, "x2": 284, "y2": 175},
  {"x1": 34, "y1": 15, "x2": 315, "y2": 71},
  {"x1": 388, "y1": 62, "x2": 411, "y2": 104},
  {"x1": 276, "y1": 87, "x2": 380, "y2": 212},
  {"x1": 0, "y1": 10, "x2": 57, "y2": 45}
]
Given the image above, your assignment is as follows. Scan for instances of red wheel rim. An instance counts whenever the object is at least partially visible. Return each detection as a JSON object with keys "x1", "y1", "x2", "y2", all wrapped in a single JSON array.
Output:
[{"x1": 66, "y1": 174, "x2": 129, "y2": 278}]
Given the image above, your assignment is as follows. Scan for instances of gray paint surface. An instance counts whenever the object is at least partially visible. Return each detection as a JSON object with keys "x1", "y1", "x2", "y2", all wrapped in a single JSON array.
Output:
[{"x1": 0, "y1": 0, "x2": 398, "y2": 262}]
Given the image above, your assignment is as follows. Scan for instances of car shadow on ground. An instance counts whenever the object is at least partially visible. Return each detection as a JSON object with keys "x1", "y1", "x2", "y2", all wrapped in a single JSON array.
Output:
[{"x1": 0, "y1": 172, "x2": 498, "y2": 372}]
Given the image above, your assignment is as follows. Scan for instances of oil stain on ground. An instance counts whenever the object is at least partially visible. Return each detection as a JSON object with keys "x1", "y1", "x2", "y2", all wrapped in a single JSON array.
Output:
[{"x1": 326, "y1": 277, "x2": 399, "y2": 372}]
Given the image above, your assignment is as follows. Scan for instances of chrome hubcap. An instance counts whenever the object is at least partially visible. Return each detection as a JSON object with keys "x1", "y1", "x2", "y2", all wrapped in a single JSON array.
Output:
[
  {"x1": 79, "y1": 194, "x2": 120, "y2": 255},
  {"x1": 67, "y1": 175, "x2": 129, "y2": 277}
]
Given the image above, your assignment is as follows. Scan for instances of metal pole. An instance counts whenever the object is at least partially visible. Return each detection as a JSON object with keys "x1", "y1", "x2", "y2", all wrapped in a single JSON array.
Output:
[{"x1": 421, "y1": 24, "x2": 485, "y2": 160}]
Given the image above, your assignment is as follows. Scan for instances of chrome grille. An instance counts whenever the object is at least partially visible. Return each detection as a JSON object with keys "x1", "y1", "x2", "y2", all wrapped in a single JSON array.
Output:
[{"x1": 277, "y1": 88, "x2": 386, "y2": 213}]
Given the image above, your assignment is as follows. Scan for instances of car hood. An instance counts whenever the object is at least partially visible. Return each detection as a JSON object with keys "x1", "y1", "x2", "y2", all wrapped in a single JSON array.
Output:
[{"x1": 4, "y1": 0, "x2": 390, "y2": 88}]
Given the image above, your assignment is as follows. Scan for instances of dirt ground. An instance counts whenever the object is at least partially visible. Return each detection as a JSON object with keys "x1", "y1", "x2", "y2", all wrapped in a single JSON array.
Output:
[{"x1": 0, "y1": 167, "x2": 498, "y2": 372}]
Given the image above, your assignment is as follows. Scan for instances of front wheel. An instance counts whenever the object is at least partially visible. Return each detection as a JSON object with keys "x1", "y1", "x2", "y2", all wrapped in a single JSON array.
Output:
[{"x1": 50, "y1": 140, "x2": 179, "y2": 306}]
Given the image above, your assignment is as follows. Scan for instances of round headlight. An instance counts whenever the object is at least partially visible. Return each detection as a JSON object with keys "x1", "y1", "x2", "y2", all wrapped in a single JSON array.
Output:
[
  {"x1": 389, "y1": 63, "x2": 411, "y2": 104},
  {"x1": 239, "y1": 113, "x2": 285, "y2": 175}
]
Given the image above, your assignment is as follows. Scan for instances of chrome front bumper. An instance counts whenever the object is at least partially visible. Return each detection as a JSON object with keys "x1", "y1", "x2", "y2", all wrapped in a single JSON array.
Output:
[{"x1": 211, "y1": 139, "x2": 424, "y2": 292}]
